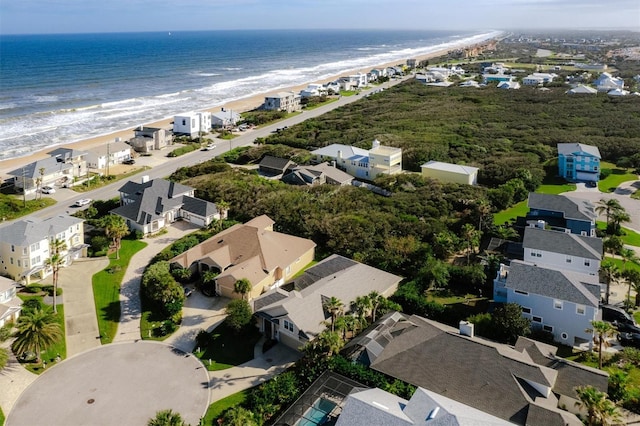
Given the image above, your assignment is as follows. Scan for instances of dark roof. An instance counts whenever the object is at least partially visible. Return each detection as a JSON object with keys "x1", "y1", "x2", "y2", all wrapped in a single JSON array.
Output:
[
  {"x1": 343, "y1": 314, "x2": 605, "y2": 425},
  {"x1": 8, "y1": 157, "x2": 73, "y2": 179},
  {"x1": 523, "y1": 227, "x2": 602, "y2": 260},
  {"x1": 290, "y1": 255, "x2": 358, "y2": 291},
  {"x1": 527, "y1": 193, "x2": 596, "y2": 223},
  {"x1": 181, "y1": 196, "x2": 218, "y2": 218},
  {"x1": 505, "y1": 260, "x2": 600, "y2": 307},
  {"x1": 118, "y1": 178, "x2": 192, "y2": 199},
  {"x1": 259, "y1": 155, "x2": 295, "y2": 174}
]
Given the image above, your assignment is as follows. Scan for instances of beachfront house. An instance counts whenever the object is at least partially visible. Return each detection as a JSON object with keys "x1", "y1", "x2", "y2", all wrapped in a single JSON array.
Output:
[
  {"x1": 263, "y1": 91, "x2": 301, "y2": 113},
  {"x1": 8, "y1": 157, "x2": 74, "y2": 194},
  {"x1": 169, "y1": 215, "x2": 316, "y2": 300},
  {"x1": 420, "y1": 161, "x2": 479, "y2": 185},
  {"x1": 85, "y1": 140, "x2": 133, "y2": 170},
  {"x1": 0, "y1": 215, "x2": 86, "y2": 284},
  {"x1": 0, "y1": 276, "x2": 23, "y2": 327},
  {"x1": 526, "y1": 193, "x2": 597, "y2": 237},
  {"x1": 300, "y1": 84, "x2": 326, "y2": 98},
  {"x1": 493, "y1": 260, "x2": 601, "y2": 347},
  {"x1": 211, "y1": 109, "x2": 240, "y2": 129},
  {"x1": 253, "y1": 254, "x2": 401, "y2": 350},
  {"x1": 173, "y1": 112, "x2": 211, "y2": 138},
  {"x1": 342, "y1": 312, "x2": 608, "y2": 425},
  {"x1": 129, "y1": 126, "x2": 173, "y2": 153},
  {"x1": 111, "y1": 177, "x2": 222, "y2": 236},
  {"x1": 310, "y1": 139, "x2": 402, "y2": 180},
  {"x1": 557, "y1": 142, "x2": 601, "y2": 183},
  {"x1": 522, "y1": 226, "x2": 602, "y2": 275}
]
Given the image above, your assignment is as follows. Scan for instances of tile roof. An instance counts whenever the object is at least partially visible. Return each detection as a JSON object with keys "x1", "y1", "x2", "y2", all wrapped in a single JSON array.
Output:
[
  {"x1": 505, "y1": 260, "x2": 600, "y2": 307},
  {"x1": 342, "y1": 313, "x2": 606, "y2": 425},
  {"x1": 522, "y1": 227, "x2": 602, "y2": 260},
  {"x1": 0, "y1": 215, "x2": 83, "y2": 246},
  {"x1": 557, "y1": 143, "x2": 601, "y2": 159},
  {"x1": 527, "y1": 193, "x2": 596, "y2": 222}
]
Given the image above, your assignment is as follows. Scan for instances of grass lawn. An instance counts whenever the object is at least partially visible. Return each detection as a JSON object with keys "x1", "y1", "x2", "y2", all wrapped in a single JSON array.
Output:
[
  {"x1": 605, "y1": 256, "x2": 640, "y2": 273},
  {"x1": 140, "y1": 295, "x2": 173, "y2": 341},
  {"x1": 426, "y1": 292, "x2": 481, "y2": 305},
  {"x1": 0, "y1": 194, "x2": 56, "y2": 221},
  {"x1": 597, "y1": 222, "x2": 640, "y2": 247},
  {"x1": 92, "y1": 239, "x2": 147, "y2": 344},
  {"x1": 303, "y1": 97, "x2": 339, "y2": 110},
  {"x1": 194, "y1": 321, "x2": 261, "y2": 371},
  {"x1": 202, "y1": 389, "x2": 251, "y2": 425},
  {"x1": 598, "y1": 162, "x2": 638, "y2": 193},
  {"x1": 73, "y1": 167, "x2": 150, "y2": 193}
]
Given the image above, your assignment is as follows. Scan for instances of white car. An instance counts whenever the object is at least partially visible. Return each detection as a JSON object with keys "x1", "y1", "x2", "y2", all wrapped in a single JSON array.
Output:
[
  {"x1": 41, "y1": 186, "x2": 55, "y2": 194},
  {"x1": 203, "y1": 143, "x2": 217, "y2": 151},
  {"x1": 73, "y1": 198, "x2": 92, "y2": 207}
]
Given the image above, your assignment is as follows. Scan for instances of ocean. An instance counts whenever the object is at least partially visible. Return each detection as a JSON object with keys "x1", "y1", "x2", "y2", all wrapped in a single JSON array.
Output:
[{"x1": 0, "y1": 29, "x2": 501, "y2": 161}]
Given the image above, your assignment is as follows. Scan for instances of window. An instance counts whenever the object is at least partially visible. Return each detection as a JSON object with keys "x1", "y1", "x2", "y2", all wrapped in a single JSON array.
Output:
[
  {"x1": 515, "y1": 290, "x2": 529, "y2": 296},
  {"x1": 554, "y1": 300, "x2": 563, "y2": 310},
  {"x1": 565, "y1": 256, "x2": 572, "y2": 263},
  {"x1": 532, "y1": 316, "x2": 542, "y2": 323},
  {"x1": 10, "y1": 258, "x2": 13, "y2": 265},
  {"x1": 584, "y1": 260, "x2": 591, "y2": 267},
  {"x1": 17, "y1": 260, "x2": 21, "y2": 267},
  {"x1": 22, "y1": 247, "x2": 28, "y2": 255},
  {"x1": 10, "y1": 245, "x2": 14, "y2": 252},
  {"x1": 522, "y1": 307, "x2": 531, "y2": 314},
  {"x1": 576, "y1": 305, "x2": 585, "y2": 315},
  {"x1": 530, "y1": 251, "x2": 542, "y2": 258},
  {"x1": 182, "y1": 119, "x2": 186, "y2": 126},
  {"x1": 285, "y1": 266, "x2": 291, "y2": 275},
  {"x1": 283, "y1": 320, "x2": 294, "y2": 332},
  {"x1": 31, "y1": 242, "x2": 40, "y2": 251},
  {"x1": 31, "y1": 256, "x2": 41, "y2": 265},
  {"x1": 561, "y1": 332, "x2": 568, "y2": 340},
  {"x1": 543, "y1": 325, "x2": 553, "y2": 332}
]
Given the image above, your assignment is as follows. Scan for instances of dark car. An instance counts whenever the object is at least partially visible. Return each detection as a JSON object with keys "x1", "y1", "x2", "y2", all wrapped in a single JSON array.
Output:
[
  {"x1": 601, "y1": 304, "x2": 640, "y2": 332},
  {"x1": 586, "y1": 181, "x2": 597, "y2": 188},
  {"x1": 123, "y1": 158, "x2": 135, "y2": 165},
  {"x1": 618, "y1": 332, "x2": 640, "y2": 348}
]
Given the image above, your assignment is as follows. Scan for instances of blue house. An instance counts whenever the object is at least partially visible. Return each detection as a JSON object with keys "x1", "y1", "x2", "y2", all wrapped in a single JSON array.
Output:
[
  {"x1": 526, "y1": 193, "x2": 596, "y2": 237},
  {"x1": 557, "y1": 143, "x2": 601, "y2": 183}
]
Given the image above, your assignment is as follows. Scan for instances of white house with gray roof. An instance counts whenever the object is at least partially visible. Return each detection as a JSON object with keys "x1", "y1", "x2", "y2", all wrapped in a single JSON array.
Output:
[
  {"x1": 0, "y1": 215, "x2": 86, "y2": 284},
  {"x1": 523, "y1": 226, "x2": 602, "y2": 275},
  {"x1": 8, "y1": 157, "x2": 74, "y2": 193},
  {"x1": 254, "y1": 254, "x2": 402, "y2": 350},
  {"x1": 420, "y1": 161, "x2": 479, "y2": 185},
  {"x1": 0, "y1": 276, "x2": 23, "y2": 327},
  {"x1": 311, "y1": 139, "x2": 402, "y2": 180},
  {"x1": 493, "y1": 260, "x2": 601, "y2": 347},
  {"x1": 111, "y1": 178, "x2": 221, "y2": 235}
]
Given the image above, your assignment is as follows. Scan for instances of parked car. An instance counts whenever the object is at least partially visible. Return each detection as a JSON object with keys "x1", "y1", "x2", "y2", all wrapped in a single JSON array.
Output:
[
  {"x1": 601, "y1": 304, "x2": 639, "y2": 332},
  {"x1": 586, "y1": 181, "x2": 597, "y2": 188},
  {"x1": 73, "y1": 198, "x2": 92, "y2": 207},
  {"x1": 41, "y1": 186, "x2": 55, "y2": 194},
  {"x1": 202, "y1": 143, "x2": 216, "y2": 151},
  {"x1": 618, "y1": 332, "x2": 640, "y2": 348},
  {"x1": 122, "y1": 158, "x2": 135, "y2": 165}
]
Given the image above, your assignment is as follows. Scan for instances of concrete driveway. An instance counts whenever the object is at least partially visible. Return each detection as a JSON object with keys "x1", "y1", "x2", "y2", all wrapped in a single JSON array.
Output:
[{"x1": 6, "y1": 341, "x2": 210, "y2": 426}]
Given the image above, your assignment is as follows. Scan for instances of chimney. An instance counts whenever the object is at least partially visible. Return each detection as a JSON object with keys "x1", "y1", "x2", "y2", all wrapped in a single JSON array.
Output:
[
  {"x1": 372, "y1": 138, "x2": 380, "y2": 149},
  {"x1": 141, "y1": 175, "x2": 150, "y2": 184},
  {"x1": 459, "y1": 321, "x2": 475, "y2": 338},
  {"x1": 536, "y1": 220, "x2": 545, "y2": 229},
  {"x1": 337, "y1": 150, "x2": 342, "y2": 159}
]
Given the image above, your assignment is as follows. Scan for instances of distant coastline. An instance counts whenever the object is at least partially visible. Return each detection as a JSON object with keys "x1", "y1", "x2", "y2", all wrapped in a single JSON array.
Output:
[{"x1": 0, "y1": 30, "x2": 501, "y2": 177}]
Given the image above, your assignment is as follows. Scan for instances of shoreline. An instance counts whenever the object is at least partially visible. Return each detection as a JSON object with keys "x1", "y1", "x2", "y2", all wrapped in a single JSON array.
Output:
[{"x1": 0, "y1": 39, "x2": 491, "y2": 179}]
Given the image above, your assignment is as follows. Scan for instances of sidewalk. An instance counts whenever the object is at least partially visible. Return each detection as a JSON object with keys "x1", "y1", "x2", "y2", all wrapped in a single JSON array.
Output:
[
  {"x1": 0, "y1": 340, "x2": 37, "y2": 417},
  {"x1": 113, "y1": 221, "x2": 201, "y2": 343}
]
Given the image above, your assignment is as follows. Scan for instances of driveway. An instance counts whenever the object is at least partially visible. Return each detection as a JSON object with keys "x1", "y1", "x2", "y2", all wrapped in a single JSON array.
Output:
[
  {"x1": 40, "y1": 257, "x2": 110, "y2": 357},
  {"x1": 113, "y1": 221, "x2": 201, "y2": 343},
  {"x1": 0, "y1": 341, "x2": 37, "y2": 417}
]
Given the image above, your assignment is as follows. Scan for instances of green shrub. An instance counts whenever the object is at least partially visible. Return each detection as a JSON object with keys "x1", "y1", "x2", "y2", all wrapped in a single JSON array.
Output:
[
  {"x1": 167, "y1": 144, "x2": 198, "y2": 157},
  {"x1": 195, "y1": 329, "x2": 211, "y2": 349},
  {"x1": 24, "y1": 285, "x2": 42, "y2": 294},
  {"x1": 41, "y1": 286, "x2": 63, "y2": 296},
  {"x1": 22, "y1": 298, "x2": 44, "y2": 312},
  {"x1": 133, "y1": 230, "x2": 144, "y2": 240},
  {"x1": 90, "y1": 235, "x2": 110, "y2": 253},
  {"x1": 600, "y1": 168, "x2": 612, "y2": 179}
]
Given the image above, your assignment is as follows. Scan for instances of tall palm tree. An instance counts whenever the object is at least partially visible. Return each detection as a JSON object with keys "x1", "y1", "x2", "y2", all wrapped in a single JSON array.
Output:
[
  {"x1": 352, "y1": 295, "x2": 371, "y2": 329},
  {"x1": 46, "y1": 238, "x2": 68, "y2": 314},
  {"x1": 101, "y1": 215, "x2": 129, "y2": 260},
  {"x1": 12, "y1": 308, "x2": 62, "y2": 364},
  {"x1": 623, "y1": 269, "x2": 640, "y2": 307},
  {"x1": 37, "y1": 167, "x2": 45, "y2": 200},
  {"x1": 493, "y1": 225, "x2": 519, "y2": 241},
  {"x1": 619, "y1": 248, "x2": 640, "y2": 302},
  {"x1": 368, "y1": 291, "x2": 383, "y2": 323},
  {"x1": 323, "y1": 296, "x2": 344, "y2": 332},
  {"x1": 603, "y1": 235, "x2": 623, "y2": 257},
  {"x1": 461, "y1": 223, "x2": 479, "y2": 265},
  {"x1": 147, "y1": 409, "x2": 188, "y2": 426},
  {"x1": 599, "y1": 260, "x2": 619, "y2": 305},
  {"x1": 233, "y1": 278, "x2": 252, "y2": 301},
  {"x1": 610, "y1": 209, "x2": 630, "y2": 234},
  {"x1": 595, "y1": 198, "x2": 623, "y2": 229},
  {"x1": 587, "y1": 320, "x2": 614, "y2": 369},
  {"x1": 574, "y1": 385, "x2": 621, "y2": 426}
]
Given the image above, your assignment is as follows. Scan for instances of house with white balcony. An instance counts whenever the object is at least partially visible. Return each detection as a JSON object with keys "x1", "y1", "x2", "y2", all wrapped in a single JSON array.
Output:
[
  {"x1": 557, "y1": 142, "x2": 601, "y2": 183},
  {"x1": 173, "y1": 111, "x2": 211, "y2": 138},
  {"x1": 299, "y1": 84, "x2": 326, "y2": 98},
  {"x1": 0, "y1": 276, "x2": 23, "y2": 327},
  {"x1": 211, "y1": 109, "x2": 241, "y2": 128},
  {"x1": 263, "y1": 91, "x2": 301, "y2": 113},
  {"x1": 310, "y1": 139, "x2": 402, "y2": 180},
  {"x1": 0, "y1": 215, "x2": 86, "y2": 284},
  {"x1": 493, "y1": 260, "x2": 601, "y2": 347},
  {"x1": 85, "y1": 140, "x2": 133, "y2": 170}
]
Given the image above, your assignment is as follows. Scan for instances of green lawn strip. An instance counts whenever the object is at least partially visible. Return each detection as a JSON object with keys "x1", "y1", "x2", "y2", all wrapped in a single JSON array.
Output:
[
  {"x1": 598, "y1": 222, "x2": 640, "y2": 247},
  {"x1": 73, "y1": 167, "x2": 150, "y2": 193},
  {"x1": 202, "y1": 388, "x2": 251, "y2": 425},
  {"x1": 604, "y1": 256, "x2": 640, "y2": 273},
  {"x1": 0, "y1": 406, "x2": 4, "y2": 426},
  {"x1": 427, "y1": 293, "x2": 480, "y2": 305},
  {"x1": 194, "y1": 321, "x2": 261, "y2": 371},
  {"x1": 631, "y1": 189, "x2": 640, "y2": 200},
  {"x1": 598, "y1": 162, "x2": 637, "y2": 193},
  {"x1": 0, "y1": 195, "x2": 56, "y2": 221},
  {"x1": 493, "y1": 200, "x2": 527, "y2": 226},
  {"x1": 536, "y1": 182, "x2": 576, "y2": 195},
  {"x1": 92, "y1": 239, "x2": 147, "y2": 344}
]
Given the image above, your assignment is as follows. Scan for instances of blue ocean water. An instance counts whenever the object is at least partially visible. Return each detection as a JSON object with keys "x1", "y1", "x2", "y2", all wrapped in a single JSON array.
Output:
[{"x1": 0, "y1": 29, "x2": 501, "y2": 160}]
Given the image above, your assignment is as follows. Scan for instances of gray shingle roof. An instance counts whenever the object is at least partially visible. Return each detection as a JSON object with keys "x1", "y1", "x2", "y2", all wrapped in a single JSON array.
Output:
[
  {"x1": 47, "y1": 147, "x2": 89, "y2": 161},
  {"x1": 181, "y1": 196, "x2": 218, "y2": 218},
  {"x1": 505, "y1": 260, "x2": 600, "y2": 307},
  {"x1": 0, "y1": 215, "x2": 83, "y2": 246},
  {"x1": 527, "y1": 193, "x2": 596, "y2": 222},
  {"x1": 8, "y1": 156, "x2": 73, "y2": 179},
  {"x1": 258, "y1": 155, "x2": 295, "y2": 173},
  {"x1": 557, "y1": 143, "x2": 601, "y2": 159},
  {"x1": 523, "y1": 227, "x2": 602, "y2": 260}
]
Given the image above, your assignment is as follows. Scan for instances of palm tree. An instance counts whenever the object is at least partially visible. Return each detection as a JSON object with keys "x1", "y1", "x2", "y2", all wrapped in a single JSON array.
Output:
[
  {"x1": 603, "y1": 235, "x2": 623, "y2": 256},
  {"x1": 600, "y1": 260, "x2": 619, "y2": 305},
  {"x1": 315, "y1": 330, "x2": 344, "y2": 356},
  {"x1": 474, "y1": 200, "x2": 491, "y2": 232},
  {"x1": 368, "y1": 291, "x2": 383, "y2": 323},
  {"x1": 595, "y1": 198, "x2": 623, "y2": 229},
  {"x1": 619, "y1": 248, "x2": 640, "y2": 302},
  {"x1": 461, "y1": 223, "x2": 479, "y2": 265},
  {"x1": 493, "y1": 225, "x2": 519, "y2": 241},
  {"x1": 610, "y1": 209, "x2": 630, "y2": 234},
  {"x1": 323, "y1": 296, "x2": 344, "y2": 332},
  {"x1": 0, "y1": 347, "x2": 9, "y2": 371},
  {"x1": 586, "y1": 320, "x2": 614, "y2": 369},
  {"x1": 352, "y1": 295, "x2": 371, "y2": 328},
  {"x1": 101, "y1": 215, "x2": 129, "y2": 260},
  {"x1": 12, "y1": 308, "x2": 62, "y2": 364},
  {"x1": 623, "y1": 269, "x2": 640, "y2": 307},
  {"x1": 201, "y1": 270, "x2": 218, "y2": 297},
  {"x1": 574, "y1": 385, "x2": 621, "y2": 426},
  {"x1": 147, "y1": 409, "x2": 188, "y2": 426},
  {"x1": 37, "y1": 167, "x2": 45, "y2": 200},
  {"x1": 233, "y1": 278, "x2": 252, "y2": 301},
  {"x1": 217, "y1": 199, "x2": 230, "y2": 220},
  {"x1": 221, "y1": 406, "x2": 259, "y2": 426},
  {"x1": 45, "y1": 238, "x2": 67, "y2": 314}
]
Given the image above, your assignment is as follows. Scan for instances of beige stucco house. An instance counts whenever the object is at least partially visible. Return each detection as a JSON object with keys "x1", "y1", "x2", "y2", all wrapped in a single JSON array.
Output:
[{"x1": 421, "y1": 160, "x2": 479, "y2": 185}]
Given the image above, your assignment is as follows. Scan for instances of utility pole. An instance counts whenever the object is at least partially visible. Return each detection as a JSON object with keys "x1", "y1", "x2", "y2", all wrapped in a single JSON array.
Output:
[{"x1": 22, "y1": 167, "x2": 26, "y2": 207}]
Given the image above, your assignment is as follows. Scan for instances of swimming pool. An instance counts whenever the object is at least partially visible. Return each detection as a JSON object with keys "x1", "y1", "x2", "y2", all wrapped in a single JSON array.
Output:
[{"x1": 296, "y1": 397, "x2": 337, "y2": 426}]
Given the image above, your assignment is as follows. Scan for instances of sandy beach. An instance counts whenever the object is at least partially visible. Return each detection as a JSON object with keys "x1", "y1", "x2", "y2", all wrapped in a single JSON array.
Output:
[{"x1": 0, "y1": 42, "x2": 486, "y2": 180}]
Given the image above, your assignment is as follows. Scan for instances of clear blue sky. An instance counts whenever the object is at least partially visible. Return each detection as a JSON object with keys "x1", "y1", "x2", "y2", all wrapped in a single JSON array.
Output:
[{"x1": 1, "y1": 0, "x2": 638, "y2": 35}]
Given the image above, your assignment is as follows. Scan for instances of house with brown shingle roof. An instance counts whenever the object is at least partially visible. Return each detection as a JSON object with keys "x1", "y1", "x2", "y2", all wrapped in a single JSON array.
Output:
[{"x1": 169, "y1": 215, "x2": 316, "y2": 300}]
